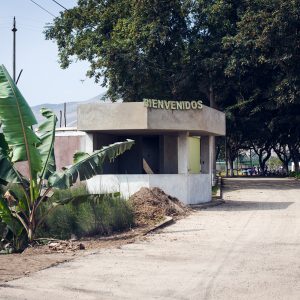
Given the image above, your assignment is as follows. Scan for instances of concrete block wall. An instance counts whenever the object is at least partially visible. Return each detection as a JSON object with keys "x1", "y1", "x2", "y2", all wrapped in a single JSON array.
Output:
[{"x1": 86, "y1": 174, "x2": 211, "y2": 204}]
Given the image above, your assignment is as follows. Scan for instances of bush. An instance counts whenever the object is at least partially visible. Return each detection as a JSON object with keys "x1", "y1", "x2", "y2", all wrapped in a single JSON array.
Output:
[
  {"x1": 0, "y1": 184, "x2": 28, "y2": 252},
  {"x1": 290, "y1": 171, "x2": 300, "y2": 180},
  {"x1": 37, "y1": 185, "x2": 134, "y2": 240}
]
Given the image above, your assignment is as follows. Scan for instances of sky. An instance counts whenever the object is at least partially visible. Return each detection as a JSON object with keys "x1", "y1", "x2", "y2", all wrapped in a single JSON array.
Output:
[{"x1": 0, "y1": 0, "x2": 106, "y2": 106}]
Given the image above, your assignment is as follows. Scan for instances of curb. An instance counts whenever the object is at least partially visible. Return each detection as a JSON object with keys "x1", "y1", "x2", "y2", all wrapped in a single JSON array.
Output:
[
  {"x1": 189, "y1": 199, "x2": 225, "y2": 210},
  {"x1": 143, "y1": 216, "x2": 174, "y2": 235}
]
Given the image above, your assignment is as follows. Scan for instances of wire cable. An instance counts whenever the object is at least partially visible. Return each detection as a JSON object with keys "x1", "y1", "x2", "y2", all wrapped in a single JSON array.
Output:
[
  {"x1": 51, "y1": 0, "x2": 69, "y2": 11},
  {"x1": 29, "y1": 0, "x2": 56, "y2": 17}
]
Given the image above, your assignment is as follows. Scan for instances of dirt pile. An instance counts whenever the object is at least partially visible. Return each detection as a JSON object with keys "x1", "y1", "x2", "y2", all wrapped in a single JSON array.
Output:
[{"x1": 129, "y1": 187, "x2": 190, "y2": 227}]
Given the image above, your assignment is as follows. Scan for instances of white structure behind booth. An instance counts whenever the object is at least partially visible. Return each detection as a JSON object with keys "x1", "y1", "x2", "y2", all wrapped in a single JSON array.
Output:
[{"x1": 77, "y1": 102, "x2": 226, "y2": 204}]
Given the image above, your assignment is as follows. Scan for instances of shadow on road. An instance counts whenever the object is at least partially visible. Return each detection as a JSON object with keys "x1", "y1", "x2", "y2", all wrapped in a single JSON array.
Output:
[
  {"x1": 206, "y1": 200, "x2": 294, "y2": 211},
  {"x1": 223, "y1": 178, "x2": 300, "y2": 191}
]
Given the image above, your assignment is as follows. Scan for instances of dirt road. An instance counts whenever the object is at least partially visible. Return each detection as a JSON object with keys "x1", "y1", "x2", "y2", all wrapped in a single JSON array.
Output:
[{"x1": 1, "y1": 178, "x2": 299, "y2": 299}]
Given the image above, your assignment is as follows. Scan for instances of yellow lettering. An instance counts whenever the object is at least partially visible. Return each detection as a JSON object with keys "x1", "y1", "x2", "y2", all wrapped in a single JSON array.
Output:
[
  {"x1": 164, "y1": 101, "x2": 171, "y2": 109},
  {"x1": 171, "y1": 101, "x2": 176, "y2": 109},
  {"x1": 144, "y1": 99, "x2": 203, "y2": 110},
  {"x1": 177, "y1": 101, "x2": 183, "y2": 109},
  {"x1": 157, "y1": 100, "x2": 164, "y2": 109},
  {"x1": 185, "y1": 102, "x2": 191, "y2": 109},
  {"x1": 191, "y1": 101, "x2": 197, "y2": 109},
  {"x1": 197, "y1": 100, "x2": 203, "y2": 109}
]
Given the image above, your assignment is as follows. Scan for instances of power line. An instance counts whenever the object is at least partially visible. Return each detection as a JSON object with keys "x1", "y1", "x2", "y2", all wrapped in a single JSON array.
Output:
[
  {"x1": 29, "y1": 0, "x2": 56, "y2": 18},
  {"x1": 51, "y1": 0, "x2": 68, "y2": 11}
]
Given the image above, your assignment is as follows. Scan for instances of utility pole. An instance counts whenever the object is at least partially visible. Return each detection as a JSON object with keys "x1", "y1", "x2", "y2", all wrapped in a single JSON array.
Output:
[
  {"x1": 12, "y1": 17, "x2": 17, "y2": 82},
  {"x1": 64, "y1": 102, "x2": 67, "y2": 127}
]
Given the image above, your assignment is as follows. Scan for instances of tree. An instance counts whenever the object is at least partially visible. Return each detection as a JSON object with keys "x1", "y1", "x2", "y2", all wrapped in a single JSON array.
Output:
[
  {"x1": 45, "y1": 0, "x2": 190, "y2": 101},
  {"x1": 45, "y1": 0, "x2": 300, "y2": 178},
  {"x1": 225, "y1": 111, "x2": 246, "y2": 177},
  {"x1": 225, "y1": 0, "x2": 300, "y2": 174},
  {"x1": 0, "y1": 65, "x2": 134, "y2": 244}
]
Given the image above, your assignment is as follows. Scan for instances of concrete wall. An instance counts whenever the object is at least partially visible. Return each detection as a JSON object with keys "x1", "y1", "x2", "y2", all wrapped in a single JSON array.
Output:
[
  {"x1": 55, "y1": 130, "x2": 87, "y2": 170},
  {"x1": 15, "y1": 129, "x2": 87, "y2": 176},
  {"x1": 159, "y1": 135, "x2": 178, "y2": 174},
  {"x1": 78, "y1": 102, "x2": 226, "y2": 136},
  {"x1": 86, "y1": 174, "x2": 211, "y2": 204},
  {"x1": 188, "y1": 137, "x2": 200, "y2": 174}
]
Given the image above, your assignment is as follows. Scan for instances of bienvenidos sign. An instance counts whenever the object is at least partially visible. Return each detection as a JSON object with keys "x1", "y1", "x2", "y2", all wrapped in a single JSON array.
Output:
[{"x1": 143, "y1": 99, "x2": 203, "y2": 110}]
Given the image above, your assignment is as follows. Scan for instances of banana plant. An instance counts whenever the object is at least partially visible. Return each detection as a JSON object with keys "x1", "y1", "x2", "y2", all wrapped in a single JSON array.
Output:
[{"x1": 0, "y1": 64, "x2": 134, "y2": 244}]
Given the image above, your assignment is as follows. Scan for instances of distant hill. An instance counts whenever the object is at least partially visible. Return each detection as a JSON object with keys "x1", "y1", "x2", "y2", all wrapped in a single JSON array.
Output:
[{"x1": 31, "y1": 94, "x2": 105, "y2": 127}]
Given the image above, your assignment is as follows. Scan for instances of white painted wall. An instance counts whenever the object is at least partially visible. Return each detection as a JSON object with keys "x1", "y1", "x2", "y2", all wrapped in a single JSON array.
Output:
[
  {"x1": 291, "y1": 162, "x2": 300, "y2": 172},
  {"x1": 86, "y1": 174, "x2": 211, "y2": 205}
]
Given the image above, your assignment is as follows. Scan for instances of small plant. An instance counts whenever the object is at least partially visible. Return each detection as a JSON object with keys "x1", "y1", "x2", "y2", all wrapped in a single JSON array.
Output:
[{"x1": 0, "y1": 64, "x2": 134, "y2": 248}]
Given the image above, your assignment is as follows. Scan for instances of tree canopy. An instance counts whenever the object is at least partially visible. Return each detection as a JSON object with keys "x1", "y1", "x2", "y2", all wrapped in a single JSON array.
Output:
[{"x1": 46, "y1": 0, "x2": 300, "y2": 173}]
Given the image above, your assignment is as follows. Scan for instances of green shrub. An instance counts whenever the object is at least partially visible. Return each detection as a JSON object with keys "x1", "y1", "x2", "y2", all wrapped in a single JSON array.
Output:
[
  {"x1": 0, "y1": 184, "x2": 28, "y2": 252},
  {"x1": 37, "y1": 185, "x2": 134, "y2": 240},
  {"x1": 290, "y1": 171, "x2": 300, "y2": 179}
]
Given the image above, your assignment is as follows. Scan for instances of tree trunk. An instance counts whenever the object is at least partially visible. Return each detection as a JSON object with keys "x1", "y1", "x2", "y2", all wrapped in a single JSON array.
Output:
[
  {"x1": 258, "y1": 149, "x2": 271, "y2": 176},
  {"x1": 28, "y1": 228, "x2": 34, "y2": 243},
  {"x1": 274, "y1": 145, "x2": 291, "y2": 176},
  {"x1": 283, "y1": 162, "x2": 289, "y2": 175},
  {"x1": 294, "y1": 157, "x2": 300, "y2": 172},
  {"x1": 225, "y1": 158, "x2": 229, "y2": 177},
  {"x1": 290, "y1": 147, "x2": 300, "y2": 173},
  {"x1": 28, "y1": 213, "x2": 36, "y2": 243},
  {"x1": 209, "y1": 80, "x2": 217, "y2": 185},
  {"x1": 229, "y1": 158, "x2": 234, "y2": 177}
]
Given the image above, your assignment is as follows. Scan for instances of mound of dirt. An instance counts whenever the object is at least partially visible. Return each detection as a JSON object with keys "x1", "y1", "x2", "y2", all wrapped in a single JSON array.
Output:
[{"x1": 129, "y1": 187, "x2": 190, "y2": 227}]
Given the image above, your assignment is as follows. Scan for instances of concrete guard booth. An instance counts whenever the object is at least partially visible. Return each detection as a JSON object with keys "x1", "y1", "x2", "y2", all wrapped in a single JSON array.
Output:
[{"x1": 77, "y1": 100, "x2": 226, "y2": 205}]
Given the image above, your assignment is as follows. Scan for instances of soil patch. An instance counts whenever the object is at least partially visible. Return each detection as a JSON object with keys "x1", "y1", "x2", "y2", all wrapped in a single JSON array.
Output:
[
  {"x1": 129, "y1": 187, "x2": 190, "y2": 226},
  {"x1": 0, "y1": 228, "x2": 145, "y2": 282},
  {"x1": 0, "y1": 187, "x2": 189, "y2": 282}
]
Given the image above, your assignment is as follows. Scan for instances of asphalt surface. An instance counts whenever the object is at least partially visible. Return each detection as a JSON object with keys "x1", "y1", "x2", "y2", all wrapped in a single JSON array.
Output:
[{"x1": 1, "y1": 178, "x2": 299, "y2": 300}]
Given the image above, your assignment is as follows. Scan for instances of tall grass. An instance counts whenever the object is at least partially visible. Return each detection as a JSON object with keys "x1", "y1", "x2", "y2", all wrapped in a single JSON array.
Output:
[{"x1": 37, "y1": 185, "x2": 134, "y2": 240}]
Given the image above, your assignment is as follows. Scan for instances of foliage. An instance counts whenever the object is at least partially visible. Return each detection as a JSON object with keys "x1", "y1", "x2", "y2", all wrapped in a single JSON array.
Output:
[
  {"x1": 37, "y1": 185, "x2": 133, "y2": 240},
  {"x1": 45, "y1": 0, "x2": 190, "y2": 102},
  {"x1": 0, "y1": 64, "x2": 134, "y2": 246},
  {"x1": 267, "y1": 157, "x2": 282, "y2": 171},
  {"x1": 45, "y1": 0, "x2": 300, "y2": 176},
  {"x1": 289, "y1": 171, "x2": 300, "y2": 180}
]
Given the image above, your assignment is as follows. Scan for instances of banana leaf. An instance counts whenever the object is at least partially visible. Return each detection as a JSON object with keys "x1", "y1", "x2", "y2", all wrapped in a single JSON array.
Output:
[
  {"x1": 48, "y1": 139, "x2": 134, "y2": 189},
  {"x1": 0, "y1": 198, "x2": 23, "y2": 237},
  {"x1": 37, "y1": 108, "x2": 58, "y2": 180},
  {"x1": 0, "y1": 132, "x2": 9, "y2": 157},
  {"x1": 0, "y1": 150, "x2": 22, "y2": 185},
  {"x1": 0, "y1": 65, "x2": 42, "y2": 179}
]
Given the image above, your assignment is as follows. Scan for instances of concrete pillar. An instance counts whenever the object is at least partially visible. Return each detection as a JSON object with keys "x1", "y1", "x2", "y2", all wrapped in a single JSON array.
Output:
[
  {"x1": 178, "y1": 132, "x2": 189, "y2": 174},
  {"x1": 200, "y1": 136, "x2": 210, "y2": 174},
  {"x1": 85, "y1": 133, "x2": 94, "y2": 152},
  {"x1": 209, "y1": 135, "x2": 215, "y2": 184},
  {"x1": 210, "y1": 135, "x2": 217, "y2": 185},
  {"x1": 200, "y1": 136, "x2": 215, "y2": 183}
]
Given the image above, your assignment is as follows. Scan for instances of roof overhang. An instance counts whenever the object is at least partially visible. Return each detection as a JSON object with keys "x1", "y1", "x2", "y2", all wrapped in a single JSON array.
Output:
[{"x1": 77, "y1": 102, "x2": 226, "y2": 136}]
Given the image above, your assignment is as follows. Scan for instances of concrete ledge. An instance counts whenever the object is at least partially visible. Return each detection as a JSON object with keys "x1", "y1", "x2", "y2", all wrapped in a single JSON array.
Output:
[
  {"x1": 78, "y1": 102, "x2": 225, "y2": 136},
  {"x1": 189, "y1": 199, "x2": 225, "y2": 210}
]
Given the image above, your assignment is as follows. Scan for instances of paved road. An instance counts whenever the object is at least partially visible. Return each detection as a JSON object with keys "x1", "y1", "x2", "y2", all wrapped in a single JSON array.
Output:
[{"x1": 1, "y1": 178, "x2": 300, "y2": 299}]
